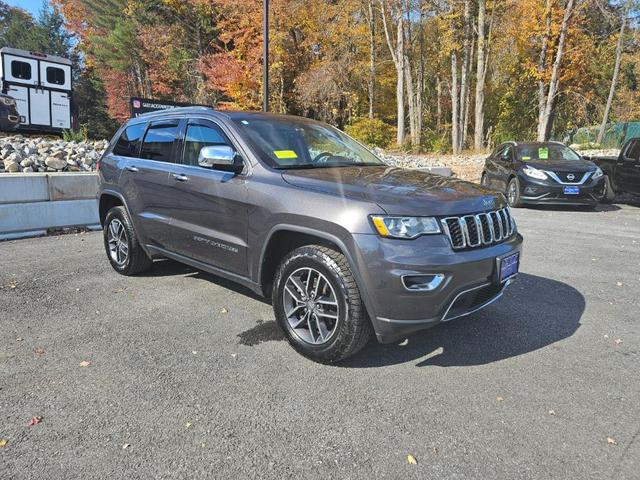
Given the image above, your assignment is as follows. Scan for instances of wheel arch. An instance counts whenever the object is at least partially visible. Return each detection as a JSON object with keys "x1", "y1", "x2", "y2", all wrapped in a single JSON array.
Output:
[
  {"x1": 98, "y1": 191, "x2": 124, "y2": 227},
  {"x1": 257, "y1": 225, "x2": 376, "y2": 321}
]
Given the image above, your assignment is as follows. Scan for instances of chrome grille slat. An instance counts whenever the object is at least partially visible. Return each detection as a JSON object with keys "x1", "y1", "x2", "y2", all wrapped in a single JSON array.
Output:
[{"x1": 442, "y1": 208, "x2": 516, "y2": 250}]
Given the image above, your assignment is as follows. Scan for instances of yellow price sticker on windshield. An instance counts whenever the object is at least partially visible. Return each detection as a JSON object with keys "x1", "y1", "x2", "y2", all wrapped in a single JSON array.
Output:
[
  {"x1": 274, "y1": 150, "x2": 298, "y2": 159},
  {"x1": 522, "y1": 156, "x2": 531, "y2": 160}
]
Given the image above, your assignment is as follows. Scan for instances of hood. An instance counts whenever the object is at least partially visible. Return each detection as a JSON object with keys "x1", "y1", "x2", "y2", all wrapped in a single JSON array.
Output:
[
  {"x1": 523, "y1": 158, "x2": 597, "y2": 172},
  {"x1": 281, "y1": 166, "x2": 505, "y2": 216}
]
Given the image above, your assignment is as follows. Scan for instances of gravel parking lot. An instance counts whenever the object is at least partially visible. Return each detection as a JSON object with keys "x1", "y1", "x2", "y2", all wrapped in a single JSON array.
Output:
[{"x1": 1, "y1": 202, "x2": 639, "y2": 479}]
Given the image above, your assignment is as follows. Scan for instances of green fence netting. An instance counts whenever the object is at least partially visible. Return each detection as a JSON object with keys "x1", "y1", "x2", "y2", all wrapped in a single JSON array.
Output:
[{"x1": 561, "y1": 122, "x2": 640, "y2": 149}]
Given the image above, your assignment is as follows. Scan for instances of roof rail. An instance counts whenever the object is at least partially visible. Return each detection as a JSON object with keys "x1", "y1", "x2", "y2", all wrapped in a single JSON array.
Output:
[{"x1": 135, "y1": 105, "x2": 214, "y2": 117}]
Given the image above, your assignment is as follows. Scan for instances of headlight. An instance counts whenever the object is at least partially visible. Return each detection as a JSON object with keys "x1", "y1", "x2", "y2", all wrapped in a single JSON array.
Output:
[
  {"x1": 0, "y1": 97, "x2": 16, "y2": 106},
  {"x1": 371, "y1": 215, "x2": 441, "y2": 239},
  {"x1": 522, "y1": 166, "x2": 548, "y2": 180},
  {"x1": 592, "y1": 167, "x2": 603, "y2": 180}
]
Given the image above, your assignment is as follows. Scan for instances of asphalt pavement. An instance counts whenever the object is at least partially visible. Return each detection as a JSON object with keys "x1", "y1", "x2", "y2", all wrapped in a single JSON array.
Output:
[{"x1": 1, "y1": 202, "x2": 639, "y2": 479}]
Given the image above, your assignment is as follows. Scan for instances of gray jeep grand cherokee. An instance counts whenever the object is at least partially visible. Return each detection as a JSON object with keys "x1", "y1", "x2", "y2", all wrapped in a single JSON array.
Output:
[{"x1": 98, "y1": 108, "x2": 523, "y2": 363}]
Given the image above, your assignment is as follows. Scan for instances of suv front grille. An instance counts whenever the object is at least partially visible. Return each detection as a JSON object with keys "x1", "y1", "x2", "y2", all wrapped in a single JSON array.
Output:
[{"x1": 441, "y1": 208, "x2": 515, "y2": 250}]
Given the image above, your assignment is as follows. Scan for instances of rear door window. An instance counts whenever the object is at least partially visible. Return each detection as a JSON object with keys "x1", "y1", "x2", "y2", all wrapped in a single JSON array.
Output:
[
  {"x1": 182, "y1": 123, "x2": 232, "y2": 166},
  {"x1": 113, "y1": 123, "x2": 146, "y2": 157},
  {"x1": 140, "y1": 122, "x2": 180, "y2": 162}
]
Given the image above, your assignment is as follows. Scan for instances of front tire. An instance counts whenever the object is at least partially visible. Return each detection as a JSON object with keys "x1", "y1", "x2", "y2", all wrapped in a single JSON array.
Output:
[
  {"x1": 103, "y1": 206, "x2": 153, "y2": 275},
  {"x1": 507, "y1": 177, "x2": 523, "y2": 207},
  {"x1": 272, "y1": 245, "x2": 371, "y2": 363}
]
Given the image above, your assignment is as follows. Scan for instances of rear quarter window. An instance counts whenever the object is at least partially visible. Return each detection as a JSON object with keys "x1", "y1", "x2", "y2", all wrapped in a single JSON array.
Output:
[{"x1": 113, "y1": 123, "x2": 146, "y2": 158}]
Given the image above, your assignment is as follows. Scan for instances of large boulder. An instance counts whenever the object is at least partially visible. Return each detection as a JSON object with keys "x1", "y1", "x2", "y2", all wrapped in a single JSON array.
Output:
[{"x1": 45, "y1": 157, "x2": 67, "y2": 170}]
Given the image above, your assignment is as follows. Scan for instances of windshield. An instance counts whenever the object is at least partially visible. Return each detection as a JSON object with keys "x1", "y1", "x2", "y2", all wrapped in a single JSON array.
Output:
[
  {"x1": 516, "y1": 144, "x2": 581, "y2": 162},
  {"x1": 233, "y1": 117, "x2": 385, "y2": 169}
]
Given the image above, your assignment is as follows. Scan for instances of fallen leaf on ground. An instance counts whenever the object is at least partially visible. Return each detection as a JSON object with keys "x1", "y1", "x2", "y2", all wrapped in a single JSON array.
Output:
[
  {"x1": 220, "y1": 307, "x2": 228, "y2": 314},
  {"x1": 496, "y1": 396, "x2": 504, "y2": 402},
  {"x1": 79, "y1": 360, "x2": 91, "y2": 367},
  {"x1": 113, "y1": 288, "x2": 125, "y2": 293},
  {"x1": 432, "y1": 447, "x2": 439, "y2": 455},
  {"x1": 122, "y1": 443, "x2": 130, "y2": 449},
  {"x1": 616, "y1": 282, "x2": 623, "y2": 287},
  {"x1": 192, "y1": 351, "x2": 198, "y2": 355},
  {"x1": 35, "y1": 347, "x2": 45, "y2": 357},
  {"x1": 231, "y1": 353, "x2": 237, "y2": 358},
  {"x1": 548, "y1": 410, "x2": 556, "y2": 416},
  {"x1": 0, "y1": 439, "x2": 7, "y2": 448},
  {"x1": 28, "y1": 416, "x2": 42, "y2": 426},
  {"x1": 16, "y1": 337, "x2": 23, "y2": 342},
  {"x1": 406, "y1": 454, "x2": 418, "y2": 465},
  {"x1": 607, "y1": 437, "x2": 618, "y2": 446},
  {"x1": 614, "y1": 338, "x2": 623, "y2": 345},
  {"x1": 185, "y1": 422, "x2": 192, "y2": 428}
]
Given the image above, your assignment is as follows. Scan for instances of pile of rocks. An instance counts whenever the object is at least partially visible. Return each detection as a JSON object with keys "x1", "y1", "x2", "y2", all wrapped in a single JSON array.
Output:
[
  {"x1": 375, "y1": 147, "x2": 487, "y2": 182},
  {"x1": 0, "y1": 135, "x2": 109, "y2": 174}
]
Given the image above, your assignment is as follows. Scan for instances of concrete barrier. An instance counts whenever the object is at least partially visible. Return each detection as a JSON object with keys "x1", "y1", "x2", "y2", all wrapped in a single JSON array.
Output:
[{"x1": 0, "y1": 173, "x2": 100, "y2": 240}]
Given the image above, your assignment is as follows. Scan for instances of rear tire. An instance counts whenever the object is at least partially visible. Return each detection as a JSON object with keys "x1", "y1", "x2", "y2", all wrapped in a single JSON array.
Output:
[
  {"x1": 601, "y1": 175, "x2": 616, "y2": 203},
  {"x1": 506, "y1": 177, "x2": 523, "y2": 208},
  {"x1": 103, "y1": 206, "x2": 153, "y2": 276},
  {"x1": 272, "y1": 245, "x2": 371, "y2": 363}
]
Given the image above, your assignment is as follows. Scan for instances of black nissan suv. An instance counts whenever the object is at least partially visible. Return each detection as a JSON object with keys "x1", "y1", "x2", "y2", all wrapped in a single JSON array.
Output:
[
  {"x1": 481, "y1": 141, "x2": 605, "y2": 207},
  {"x1": 98, "y1": 108, "x2": 523, "y2": 363}
]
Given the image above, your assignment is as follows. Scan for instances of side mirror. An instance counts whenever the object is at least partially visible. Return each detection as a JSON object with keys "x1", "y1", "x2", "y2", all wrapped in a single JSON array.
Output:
[{"x1": 198, "y1": 145, "x2": 243, "y2": 173}]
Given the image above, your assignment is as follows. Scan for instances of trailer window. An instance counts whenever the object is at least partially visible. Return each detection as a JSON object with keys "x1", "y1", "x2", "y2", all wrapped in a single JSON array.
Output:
[
  {"x1": 46, "y1": 67, "x2": 65, "y2": 85},
  {"x1": 113, "y1": 123, "x2": 146, "y2": 158},
  {"x1": 11, "y1": 60, "x2": 31, "y2": 80},
  {"x1": 140, "y1": 123, "x2": 180, "y2": 162}
]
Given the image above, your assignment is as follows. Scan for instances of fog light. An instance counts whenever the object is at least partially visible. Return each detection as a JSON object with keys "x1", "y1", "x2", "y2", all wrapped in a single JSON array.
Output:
[{"x1": 402, "y1": 274, "x2": 445, "y2": 292}]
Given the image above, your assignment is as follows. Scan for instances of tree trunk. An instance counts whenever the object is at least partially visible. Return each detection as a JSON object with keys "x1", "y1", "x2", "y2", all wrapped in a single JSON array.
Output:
[
  {"x1": 457, "y1": 0, "x2": 471, "y2": 152},
  {"x1": 539, "y1": 0, "x2": 576, "y2": 141},
  {"x1": 473, "y1": 0, "x2": 486, "y2": 150},
  {"x1": 367, "y1": 0, "x2": 376, "y2": 119},
  {"x1": 462, "y1": 34, "x2": 475, "y2": 149},
  {"x1": 597, "y1": 1, "x2": 629, "y2": 144},
  {"x1": 537, "y1": 0, "x2": 553, "y2": 141},
  {"x1": 451, "y1": 52, "x2": 459, "y2": 154},
  {"x1": 405, "y1": 58, "x2": 419, "y2": 148},
  {"x1": 436, "y1": 75, "x2": 442, "y2": 132},
  {"x1": 380, "y1": 0, "x2": 405, "y2": 145}
]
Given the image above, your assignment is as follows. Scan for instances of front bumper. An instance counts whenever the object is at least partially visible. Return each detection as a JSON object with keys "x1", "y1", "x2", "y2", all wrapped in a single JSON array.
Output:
[
  {"x1": 351, "y1": 231, "x2": 523, "y2": 343},
  {"x1": 518, "y1": 173, "x2": 605, "y2": 205}
]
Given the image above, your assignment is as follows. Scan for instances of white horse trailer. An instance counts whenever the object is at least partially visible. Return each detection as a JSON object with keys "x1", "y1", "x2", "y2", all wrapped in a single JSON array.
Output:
[{"x1": 0, "y1": 47, "x2": 73, "y2": 133}]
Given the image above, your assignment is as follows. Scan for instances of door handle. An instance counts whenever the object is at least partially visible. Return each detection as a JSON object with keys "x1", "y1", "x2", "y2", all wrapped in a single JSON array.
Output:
[
  {"x1": 172, "y1": 174, "x2": 189, "y2": 182},
  {"x1": 126, "y1": 166, "x2": 139, "y2": 172}
]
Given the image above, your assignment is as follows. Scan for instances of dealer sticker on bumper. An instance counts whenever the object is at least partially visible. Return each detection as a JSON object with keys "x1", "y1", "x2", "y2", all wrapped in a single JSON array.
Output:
[{"x1": 563, "y1": 186, "x2": 580, "y2": 195}]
